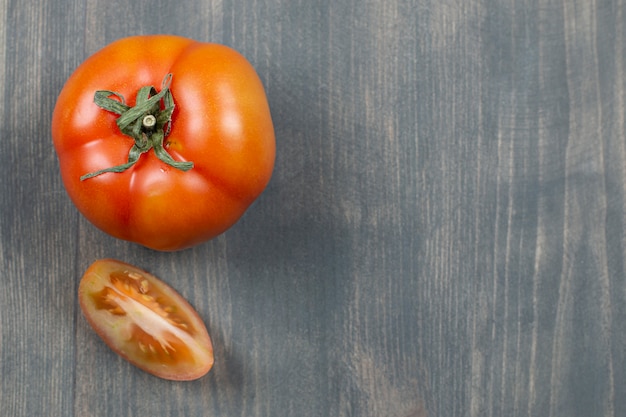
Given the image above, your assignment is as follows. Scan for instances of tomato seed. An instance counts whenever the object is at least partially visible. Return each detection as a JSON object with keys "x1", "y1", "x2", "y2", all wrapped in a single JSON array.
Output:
[{"x1": 127, "y1": 271, "x2": 142, "y2": 280}]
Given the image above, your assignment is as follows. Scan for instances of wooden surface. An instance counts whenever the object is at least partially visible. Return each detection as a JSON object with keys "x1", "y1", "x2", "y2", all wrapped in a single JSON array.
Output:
[{"x1": 1, "y1": 0, "x2": 625, "y2": 416}]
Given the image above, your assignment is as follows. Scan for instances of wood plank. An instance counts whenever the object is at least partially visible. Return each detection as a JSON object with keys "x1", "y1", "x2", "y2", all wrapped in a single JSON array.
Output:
[{"x1": 0, "y1": 0, "x2": 624, "y2": 416}]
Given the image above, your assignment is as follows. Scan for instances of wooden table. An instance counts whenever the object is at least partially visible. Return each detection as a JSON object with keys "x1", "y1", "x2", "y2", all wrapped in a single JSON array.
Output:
[{"x1": 1, "y1": 1, "x2": 624, "y2": 416}]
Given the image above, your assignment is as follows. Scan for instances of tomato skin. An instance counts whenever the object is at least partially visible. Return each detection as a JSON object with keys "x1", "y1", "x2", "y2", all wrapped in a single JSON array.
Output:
[
  {"x1": 78, "y1": 259, "x2": 214, "y2": 381},
  {"x1": 52, "y1": 35, "x2": 275, "y2": 251}
]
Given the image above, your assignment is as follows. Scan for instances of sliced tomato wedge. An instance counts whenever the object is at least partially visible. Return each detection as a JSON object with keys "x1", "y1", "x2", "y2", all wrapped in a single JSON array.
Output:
[{"x1": 78, "y1": 259, "x2": 214, "y2": 381}]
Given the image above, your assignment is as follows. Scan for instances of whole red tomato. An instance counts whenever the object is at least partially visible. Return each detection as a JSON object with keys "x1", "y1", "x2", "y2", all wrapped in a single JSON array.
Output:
[{"x1": 52, "y1": 35, "x2": 275, "y2": 251}]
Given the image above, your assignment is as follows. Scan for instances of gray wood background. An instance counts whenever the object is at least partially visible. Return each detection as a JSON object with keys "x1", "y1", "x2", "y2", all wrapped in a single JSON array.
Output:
[{"x1": 1, "y1": 0, "x2": 625, "y2": 416}]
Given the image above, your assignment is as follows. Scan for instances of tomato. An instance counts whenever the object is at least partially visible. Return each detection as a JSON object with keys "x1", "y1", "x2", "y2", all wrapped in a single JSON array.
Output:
[
  {"x1": 78, "y1": 259, "x2": 214, "y2": 381},
  {"x1": 52, "y1": 35, "x2": 275, "y2": 251}
]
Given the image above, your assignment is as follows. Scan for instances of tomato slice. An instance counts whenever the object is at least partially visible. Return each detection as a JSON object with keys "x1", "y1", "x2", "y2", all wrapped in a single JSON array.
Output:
[{"x1": 78, "y1": 259, "x2": 214, "y2": 381}]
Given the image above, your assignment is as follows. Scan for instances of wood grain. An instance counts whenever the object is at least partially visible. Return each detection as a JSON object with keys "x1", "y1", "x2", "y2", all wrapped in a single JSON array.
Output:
[{"x1": 1, "y1": 0, "x2": 625, "y2": 416}]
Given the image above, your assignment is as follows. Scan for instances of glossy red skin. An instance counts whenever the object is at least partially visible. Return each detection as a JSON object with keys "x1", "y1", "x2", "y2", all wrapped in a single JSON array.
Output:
[
  {"x1": 52, "y1": 35, "x2": 275, "y2": 251},
  {"x1": 78, "y1": 259, "x2": 214, "y2": 381}
]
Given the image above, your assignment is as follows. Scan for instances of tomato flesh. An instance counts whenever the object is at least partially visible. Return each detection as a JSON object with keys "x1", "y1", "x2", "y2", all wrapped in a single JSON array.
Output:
[{"x1": 78, "y1": 259, "x2": 213, "y2": 380}]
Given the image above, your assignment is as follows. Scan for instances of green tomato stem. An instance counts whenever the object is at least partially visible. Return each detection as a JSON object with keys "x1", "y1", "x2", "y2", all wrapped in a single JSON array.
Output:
[{"x1": 80, "y1": 74, "x2": 194, "y2": 181}]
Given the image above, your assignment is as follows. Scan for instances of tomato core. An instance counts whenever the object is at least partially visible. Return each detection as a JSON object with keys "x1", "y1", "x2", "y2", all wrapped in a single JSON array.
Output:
[{"x1": 89, "y1": 269, "x2": 198, "y2": 363}]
